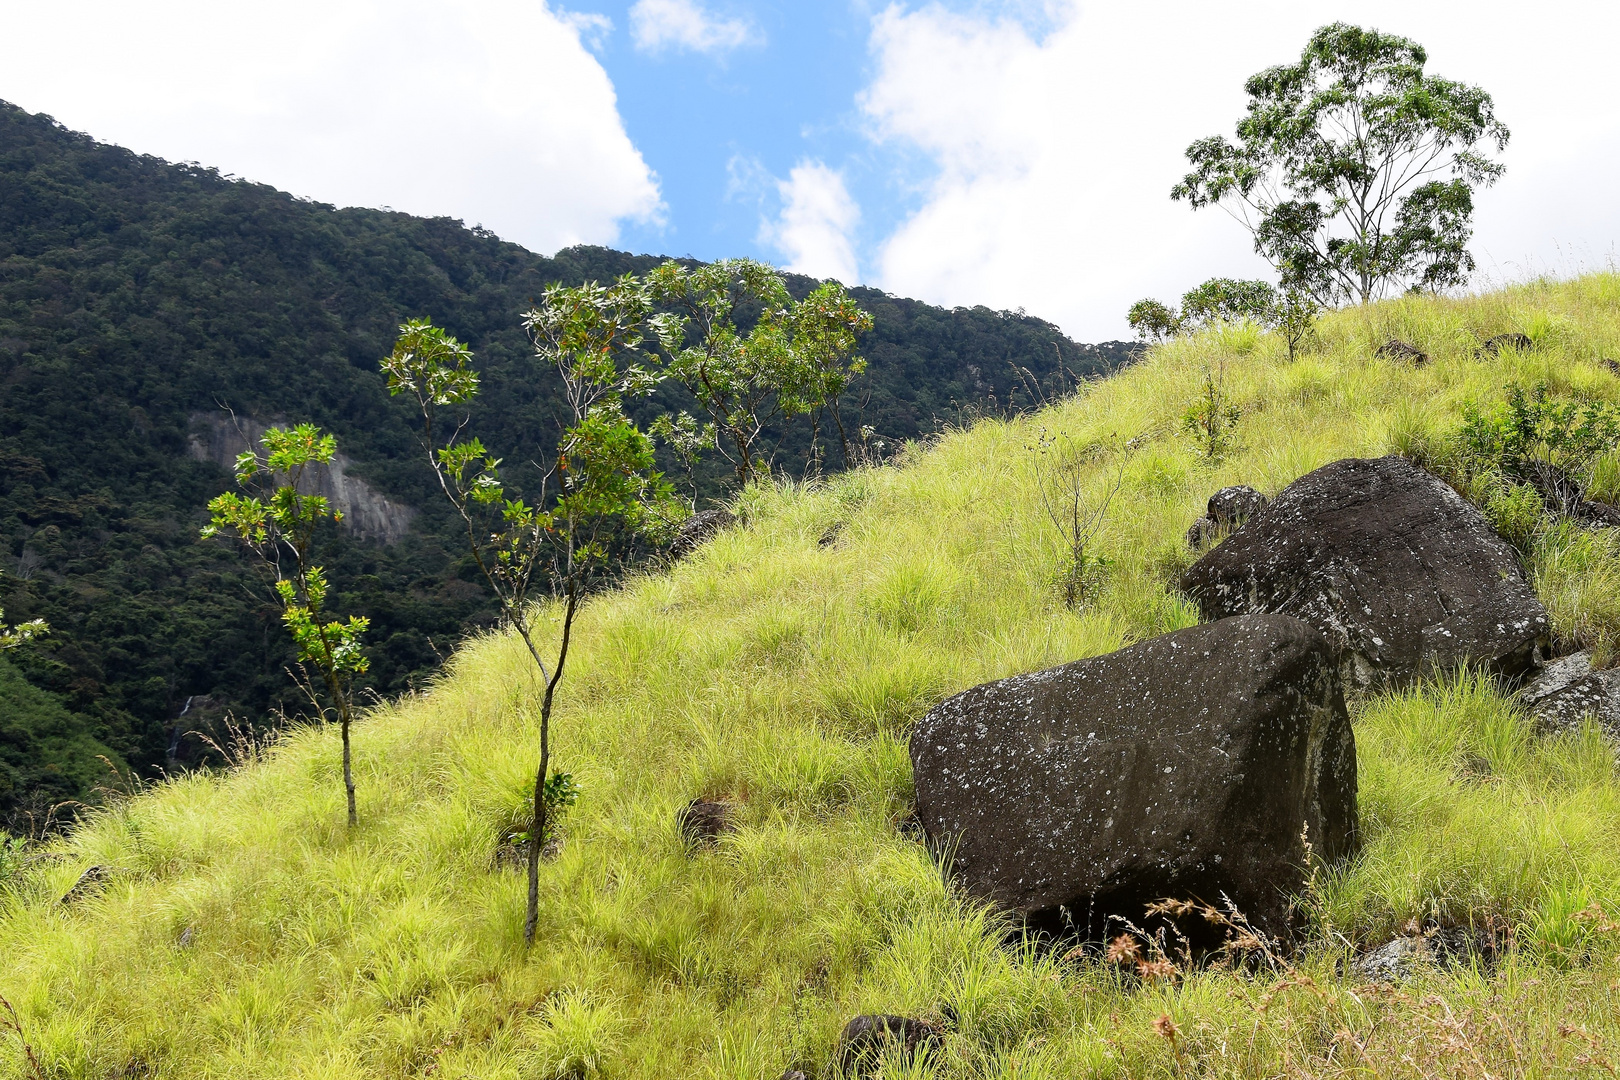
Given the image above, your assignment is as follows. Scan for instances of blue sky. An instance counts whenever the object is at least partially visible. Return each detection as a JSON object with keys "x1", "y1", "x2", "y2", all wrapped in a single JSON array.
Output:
[
  {"x1": 4, "y1": 0, "x2": 1620, "y2": 339},
  {"x1": 589, "y1": 1, "x2": 888, "y2": 263}
]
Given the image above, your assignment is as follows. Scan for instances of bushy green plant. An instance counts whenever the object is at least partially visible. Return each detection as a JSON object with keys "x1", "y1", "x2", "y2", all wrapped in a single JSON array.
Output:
[
  {"x1": 1458, "y1": 382, "x2": 1620, "y2": 476},
  {"x1": 202, "y1": 424, "x2": 370, "y2": 827}
]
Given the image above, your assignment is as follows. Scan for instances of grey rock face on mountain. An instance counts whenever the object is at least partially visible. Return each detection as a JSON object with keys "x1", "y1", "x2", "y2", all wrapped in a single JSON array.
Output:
[
  {"x1": 910, "y1": 614, "x2": 1357, "y2": 940},
  {"x1": 1181, "y1": 456, "x2": 1549, "y2": 690},
  {"x1": 1187, "y1": 485, "x2": 1271, "y2": 547},
  {"x1": 188, "y1": 412, "x2": 416, "y2": 544},
  {"x1": 1519, "y1": 651, "x2": 1620, "y2": 738}
]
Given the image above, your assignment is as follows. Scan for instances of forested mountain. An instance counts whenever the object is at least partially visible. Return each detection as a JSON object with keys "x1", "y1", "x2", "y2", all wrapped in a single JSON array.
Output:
[{"x1": 0, "y1": 99, "x2": 1137, "y2": 822}]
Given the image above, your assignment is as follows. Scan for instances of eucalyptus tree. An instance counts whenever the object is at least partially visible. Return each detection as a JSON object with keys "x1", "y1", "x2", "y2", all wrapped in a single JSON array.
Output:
[
  {"x1": 202, "y1": 424, "x2": 370, "y2": 826},
  {"x1": 1172, "y1": 23, "x2": 1509, "y2": 305},
  {"x1": 383, "y1": 288, "x2": 673, "y2": 945},
  {"x1": 646, "y1": 259, "x2": 871, "y2": 484}
]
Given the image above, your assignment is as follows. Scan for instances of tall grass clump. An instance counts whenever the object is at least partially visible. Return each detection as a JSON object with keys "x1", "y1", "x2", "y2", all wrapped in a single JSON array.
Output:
[{"x1": 3, "y1": 275, "x2": 1620, "y2": 1077}]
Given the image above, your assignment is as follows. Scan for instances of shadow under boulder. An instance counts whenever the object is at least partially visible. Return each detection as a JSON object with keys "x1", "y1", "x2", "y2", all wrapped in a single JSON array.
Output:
[
  {"x1": 910, "y1": 614, "x2": 1357, "y2": 944},
  {"x1": 1182, "y1": 456, "x2": 1549, "y2": 692}
]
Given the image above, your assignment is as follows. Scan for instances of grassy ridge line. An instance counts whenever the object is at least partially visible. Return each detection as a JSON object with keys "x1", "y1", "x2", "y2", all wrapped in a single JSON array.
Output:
[{"x1": 3, "y1": 277, "x2": 1620, "y2": 1076}]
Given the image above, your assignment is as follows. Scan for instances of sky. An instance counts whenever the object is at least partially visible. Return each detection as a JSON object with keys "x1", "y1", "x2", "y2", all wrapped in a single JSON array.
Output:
[{"x1": 3, "y1": 0, "x2": 1619, "y2": 341}]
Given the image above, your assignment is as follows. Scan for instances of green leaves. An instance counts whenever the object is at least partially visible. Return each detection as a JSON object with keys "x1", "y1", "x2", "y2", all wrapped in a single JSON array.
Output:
[
  {"x1": 1173, "y1": 22, "x2": 1509, "y2": 305},
  {"x1": 647, "y1": 259, "x2": 871, "y2": 484},
  {"x1": 382, "y1": 318, "x2": 479, "y2": 407},
  {"x1": 201, "y1": 423, "x2": 369, "y2": 723}
]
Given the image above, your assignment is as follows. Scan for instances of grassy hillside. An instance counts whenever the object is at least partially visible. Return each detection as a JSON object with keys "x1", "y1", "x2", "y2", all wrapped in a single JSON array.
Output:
[
  {"x1": 4, "y1": 277, "x2": 1620, "y2": 1078},
  {"x1": 0, "y1": 98, "x2": 1137, "y2": 819}
]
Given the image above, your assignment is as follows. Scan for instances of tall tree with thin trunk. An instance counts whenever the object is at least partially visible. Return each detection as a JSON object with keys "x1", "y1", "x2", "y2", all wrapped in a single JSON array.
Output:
[
  {"x1": 383, "y1": 287, "x2": 671, "y2": 945},
  {"x1": 202, "y1": 424, "x2": 370, "y2": 826},
  {"x1": 1172, "y1": 23, "x2": 1508, "y2": 305}
]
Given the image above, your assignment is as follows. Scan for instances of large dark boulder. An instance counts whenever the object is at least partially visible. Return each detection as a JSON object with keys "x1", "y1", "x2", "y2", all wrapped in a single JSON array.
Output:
[
  {"x1": 910, "y1": 614, "x2": 1356, "y2": 941},
  {"x1": 1181, "y1": 456, "x2": 1549, "y2": 690}
]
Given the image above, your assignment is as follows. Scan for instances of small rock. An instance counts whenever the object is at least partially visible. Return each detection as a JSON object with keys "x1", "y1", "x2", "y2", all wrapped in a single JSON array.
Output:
[
  {"x1": 177, "y1": 925, "x2": 195, "y2": 949},
  {"x1": 778, "y1": 1072, "x2": 809, "y2": 1080},
  {"x1": 1480, "y1": 332, "x2": 1534, "y2": 357},
  {"x1": 1376, "y1": 339, "x2": 1428, "y2": 365},
  {"x1": 1185, "y1": 516, "x2": 1219, "y2": 548},
  {"x1": 1520, "y1": 651, "x2": 1620, "y2": 738},
  {"x1": 60, "y1": 864, "x2": 108, "y2": 905},
  {"x1": 669, "y1": 508, "x2": 735, "y2": 561},
  {"x1": 1187, "y1": 486, "x2": 1270, "y2": 547},
  {"x1": 835, "y1": 1015, "x2": 939, "y2": 1076},
  {"x1": 493, "y1": 834, "x2": 563, "y2": 871},
  {"x1": 1353, "y1": 926, "x2": 1491, "y2": 982},
  {"x1": 677, "y1": 798, "x2": 736, "y2": 848},
  {"x1": 1458, "y1": 752, "x2": 1493, "y2": 780},
  {"x1": 1353, "y1": 935, "x2": 1427, "y2": 982}
]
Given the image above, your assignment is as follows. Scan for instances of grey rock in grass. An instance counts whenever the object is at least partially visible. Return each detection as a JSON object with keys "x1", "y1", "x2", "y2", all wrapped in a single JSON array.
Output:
[
  {"x1": 1182, "y1": 456, "x2": 1549, "y2": 691},
  {"x1": 1187, "y1": 485, "x2": 1271, "y2": 547},
  {"x1": 1376, "y1": 339, "x2": 1428, "y2": 365},
  {"x1": 677, "y1": 798, "x2": 737, "y2": 848},
  {"x1": 835, "y1": 1015, "x2": 939, "y2": 1076},
  {"x1": 59, "y1": 864, "x2": 108, "y2": 906},
  {"x1": 668, "y1": 508, "x2": 735, "y2": 560},
  {"x1": 910, "y1": 614, "x2": 1358, "y2": 942},
  {"x1": 1353, "y1": 927, "x2": 1492, "y2": 982},
  {"x1": 1480, "y1": 332, "x2": 1534, "y2": 357},
  {"x1": 1520, "y1": 650, "x2": 1620, "y2": 738}
]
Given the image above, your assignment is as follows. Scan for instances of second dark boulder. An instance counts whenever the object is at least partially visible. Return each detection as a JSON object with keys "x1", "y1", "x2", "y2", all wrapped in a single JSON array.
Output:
[
  {"x1": 911, "y1": 614, "x2": 1357, "y2": 941},
  {"x1": 1182, "y1": 456, "x2": 1549, "y2": 690}
]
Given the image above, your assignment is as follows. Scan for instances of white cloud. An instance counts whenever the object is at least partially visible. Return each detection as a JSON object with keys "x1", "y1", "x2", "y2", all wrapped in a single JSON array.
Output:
[
  {"x1": 861, "y1": 0, "x2": 1620, "y2": 340},
  {"x1": 630, "y1": 0, "x2": 761, "y2": 55},
  {"x1": 0, "y1": 0, "x2": 663, "y2": 254},
  {"x1": 760, "y1": 161, "x2": 862, "y2": 284}
]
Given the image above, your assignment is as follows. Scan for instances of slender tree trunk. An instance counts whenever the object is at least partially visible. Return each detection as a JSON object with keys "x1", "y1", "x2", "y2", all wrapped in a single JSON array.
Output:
[
  {"x1": 341, "y1": 715, "x2": 356, "y2": 828},
  {"x1": 525, "y1": 587, "x2": 579, "y2": 946},
  {"x1": 831, "y1": 399, "x2": 851, "y2": 469}
]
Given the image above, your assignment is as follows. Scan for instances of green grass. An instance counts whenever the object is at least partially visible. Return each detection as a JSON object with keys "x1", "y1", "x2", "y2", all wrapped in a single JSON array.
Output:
[{"x1": 6, "y1": 276, "x2": 1620, "y2": 1078}]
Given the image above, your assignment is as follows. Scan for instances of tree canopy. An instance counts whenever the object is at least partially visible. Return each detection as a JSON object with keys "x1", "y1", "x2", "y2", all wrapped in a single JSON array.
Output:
[{"x1": 1172, "y1": 23, "x2": 1509, "y2": 305}]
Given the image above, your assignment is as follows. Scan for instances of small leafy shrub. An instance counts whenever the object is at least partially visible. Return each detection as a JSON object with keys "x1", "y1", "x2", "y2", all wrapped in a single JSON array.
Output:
[
  {"x1": 1459, "y1": 382, "x2": 1620, "y2": 476},
  {"x1": 1183, "y1": 359, "x2": 1241, "y2": 459},
  {"x1": 510, "y1": 772, "x2": 581, "y2": 847}
]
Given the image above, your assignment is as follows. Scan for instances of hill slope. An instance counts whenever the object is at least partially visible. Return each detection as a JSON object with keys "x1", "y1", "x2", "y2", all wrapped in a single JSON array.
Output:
[
  {"x1": 0, "y1": 99, "x2": 1137, "y2": 821},
  {"x1": 3, "y1": 276, "x2": 1620, "y2": 1076}
]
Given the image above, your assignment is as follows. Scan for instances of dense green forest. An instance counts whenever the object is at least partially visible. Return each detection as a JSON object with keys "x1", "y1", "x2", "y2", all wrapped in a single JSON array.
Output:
[{"x1": 0, "y1": 100, "x2": 1137, "y2": 823}]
